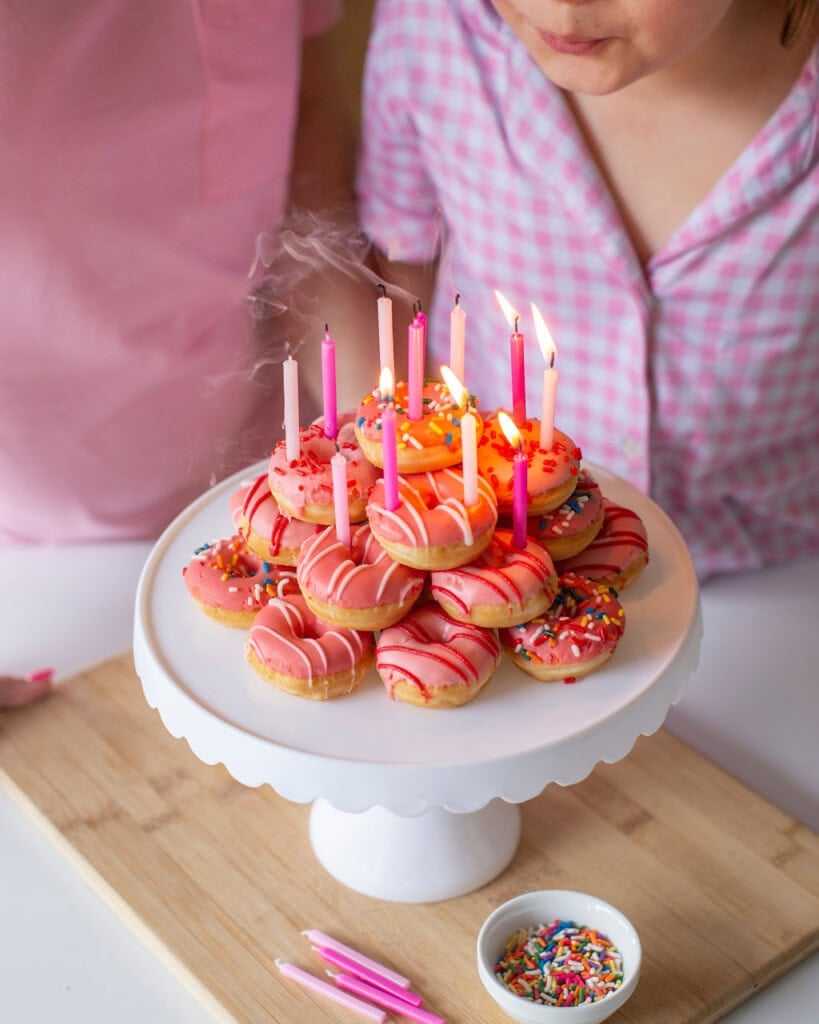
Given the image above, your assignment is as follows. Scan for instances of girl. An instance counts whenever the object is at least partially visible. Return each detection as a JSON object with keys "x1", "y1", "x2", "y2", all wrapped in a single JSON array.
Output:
[{"x1": 357, "y1": 0, "x2": 819, "y2": 579}]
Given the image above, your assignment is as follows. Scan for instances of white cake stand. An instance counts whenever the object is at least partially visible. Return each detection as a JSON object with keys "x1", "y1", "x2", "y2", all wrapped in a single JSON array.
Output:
[{"x1": 134, "y1": 461, "x2": 701, "y2": 903}]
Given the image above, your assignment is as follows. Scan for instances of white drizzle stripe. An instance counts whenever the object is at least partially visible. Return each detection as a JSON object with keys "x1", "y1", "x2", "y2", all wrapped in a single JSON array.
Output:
[{"x1": 249, "y1": 624, "x2": 314, "y2": 681}]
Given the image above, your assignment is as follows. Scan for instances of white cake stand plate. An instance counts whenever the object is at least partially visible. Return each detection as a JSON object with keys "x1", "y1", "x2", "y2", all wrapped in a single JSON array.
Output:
[{"x1": 134, "y1": 462, "x2": 701, "y2": 903}]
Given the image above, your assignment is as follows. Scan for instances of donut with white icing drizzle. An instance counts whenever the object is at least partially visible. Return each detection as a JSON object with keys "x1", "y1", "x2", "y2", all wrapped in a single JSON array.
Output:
[{"x1": 230, "y1": 474, "x2": 325, "y2": 564}]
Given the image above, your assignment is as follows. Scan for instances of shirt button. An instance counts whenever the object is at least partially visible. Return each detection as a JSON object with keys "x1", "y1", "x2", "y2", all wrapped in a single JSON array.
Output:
[{"x1": 621, "y1": 436, "x2": 642, "y2": 461}]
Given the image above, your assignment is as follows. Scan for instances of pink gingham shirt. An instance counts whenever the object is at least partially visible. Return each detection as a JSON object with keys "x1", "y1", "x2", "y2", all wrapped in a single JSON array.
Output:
[{"x1": 357, "y1": 0, "x2": 819, "y2": 579}]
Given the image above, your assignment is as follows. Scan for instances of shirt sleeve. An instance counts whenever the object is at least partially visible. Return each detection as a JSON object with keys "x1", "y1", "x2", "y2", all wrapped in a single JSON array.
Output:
[
  {"x1": 356, "y1": 0, "x2": 443, "y2": 264},
  {"x1": 302, "y1": 0, "x2": 341, "y2": 37}
]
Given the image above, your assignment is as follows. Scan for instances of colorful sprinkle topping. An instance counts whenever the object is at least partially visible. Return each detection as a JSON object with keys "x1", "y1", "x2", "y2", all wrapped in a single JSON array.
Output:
[{"x1": 494, "y1": 920, "x2": 624, "y2": 1006}]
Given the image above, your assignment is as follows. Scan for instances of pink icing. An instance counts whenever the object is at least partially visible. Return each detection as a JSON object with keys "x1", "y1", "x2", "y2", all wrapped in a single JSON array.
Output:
[
  {"x1": 499, "y1": 573, "x2": 626, "y2": 672},
  {"x1": 376, "y1": 603, "x2": 501, "y2": 703},
  {"x1": 183, "y1": 535, "x2": 298, "y2": 615},
  {"x1": 556, "y1": 499, "x2": 649, "y2": 580},
  {"x1": 268, "y1": 421, "x2": 379, "y2": 517},
  {"x1": 247, "y1": 593, "x2": 373, "y2": 685},
  {"x1": 366, "y1": 468, "x2": 497, "y2": 550},
  {"x1": 525, "y1": 469, "x2": 603, "y2": 541},
  {"x1": 297, "y1": 522, "x2": 425, "y2": 611},
  {"x1": 231, "y1": 474, "x2": 326, "y2": 559},
  {"x1": 477, "y1": 416, "x2": 581, "y2": 510},
  {"x1": 428, "y1": 528, "x2": 556, "y2": 617}
]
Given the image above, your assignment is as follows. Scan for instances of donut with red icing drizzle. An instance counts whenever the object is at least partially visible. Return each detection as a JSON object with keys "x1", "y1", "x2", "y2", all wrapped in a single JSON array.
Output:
[
  {"x1": 355, "y1": 379, "x2": 483, "y2": 473},
  {"x1": 268, "y1": 421, "x2": 379, "y2": 525},
  {"x1": 517, "y1": 469, "x2": 605, "y2": 561},
  {"x1": 556, "y1": 498, "x2": 649, "y2": 590},
  {"x1": 296, "y1": 522, "x2": 425, "y2": 630},
  {"x1": 429, "y1": 528, "x2": 558, "y2": 628},
  {"x1": 230, "y1": 474, "x2": 325, "y2": 564},
  {"x1": 183, "y1": 535, "x2": 298, "y2": 628},
  {"x1": 477, "y1": 415, "x2": 581, "y2": 515},
  {"x1": 376, "y1": 602, "x2": 501, "y2": 707},
  {"x1": 366, "y1": 467, "x2": 497, "y2": 570},
  {"x1": 500, "y1": 573, "x2": 626, "y2": 682},
  {"x1": 246, "y1": 593, "x2": 374, "y2": 700}
]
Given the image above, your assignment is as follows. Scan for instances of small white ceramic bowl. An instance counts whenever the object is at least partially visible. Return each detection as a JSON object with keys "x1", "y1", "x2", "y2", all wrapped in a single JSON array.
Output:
[{"x1": 476, "y1": 889, "x2": 641, "y2": 1024}]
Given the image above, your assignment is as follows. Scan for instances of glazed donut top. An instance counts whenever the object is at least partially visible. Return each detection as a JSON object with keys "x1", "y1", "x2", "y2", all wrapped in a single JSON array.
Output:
[
  {"x1": 527, "y1": 469, "x2": 602, "y2": 538},
  {"x1": 366, "y1": 468, "x2": 498, "y2": 550},
  {"x1": 231, "y1": 475, "x2": 325, "y2": 557},
  {"x1": 247, "y1": 593, "x2": 373, "y2": 685},
  {"x1": 376, "y1": 602, "x2": 501, "y2": 702},
  {"x1": 429, "y1": 528, "x2": 556, "y2": 614},
  {"x1": 268, "y1": 421, "x2": 379, "y2": 514},
  {"x1": 477, "y1": 415, "x2": 581, "y2": 509},
  {"x1": 500, "y1": 573, "x2": 626, "y2": 668},
  {"x1": 183, "y1": 535, "x2": 298, "y2": 612},
  {"x1": 297, "y1": 523, "x2": 425, "y2": 608},
  {"x1": 355, "y1": 380, "x2": 482, "y2": 468},
  {"x1": 556, "y1": 499, "x2": 648, "y2": 580}
]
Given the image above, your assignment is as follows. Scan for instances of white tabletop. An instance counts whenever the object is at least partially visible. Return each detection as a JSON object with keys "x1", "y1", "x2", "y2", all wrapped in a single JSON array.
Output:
[{"x1": 1, "y1": 542, "x2": 817, "y2": 1022}]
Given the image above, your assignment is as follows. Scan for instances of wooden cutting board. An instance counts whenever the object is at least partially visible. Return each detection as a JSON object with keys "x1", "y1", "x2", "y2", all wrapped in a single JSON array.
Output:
[{"x1": 1, "y1": 654, "x2": 817, "y2": 1024}]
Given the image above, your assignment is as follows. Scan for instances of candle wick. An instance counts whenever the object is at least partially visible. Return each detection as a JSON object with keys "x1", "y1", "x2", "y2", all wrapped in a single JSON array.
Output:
[
  {"x1": 550, "y1": 352, "x2": 555, "y2": 369},
  {"x1": 455, "y1": 293, "x2": 461, "y2": 306},
  {"x1": 513, "y1": 315, "x2": 519, "y2": 333},
  {"x1": 378, "y1": 283, "x2": 387, "y2": 297}
]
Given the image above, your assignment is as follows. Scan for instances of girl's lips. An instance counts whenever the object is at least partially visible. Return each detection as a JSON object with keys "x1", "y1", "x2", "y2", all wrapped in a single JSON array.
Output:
[{"x1": 537, "y1": 31, "x2": 607, "y2": 56}]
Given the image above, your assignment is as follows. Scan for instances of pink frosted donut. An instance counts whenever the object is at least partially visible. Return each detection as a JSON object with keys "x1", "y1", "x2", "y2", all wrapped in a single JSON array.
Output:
[
  {"x1": 477, "y1": 415, "x2": 581, "y2": 515},
  {"x1": 267, "y1": 421, "x2": 379, "y2": 525},
  {"x1": 246, "y1": 593, "x2": 374, "y2": 700},
  {"x1": 183, "y1": 535, "x2": 298, "y2": 628},
  {"x1": 556, "y1": 498, "x2": 649, "y2": 590},
  {"x1": 366, "y1": 468, "x2": 498, "y2": 571},
  {"x1": 296, "y1": 522, "x2": 425, "y2": 630},
  {"x1": 520, "y1": 469, "x2": 605, "y2": 561},
  {"x1": 375, "y1": 602, "x2": 501, "y2": 708},
  {"x1": 230, "y1": 474, "x2": 326, "y2": 564},
  {"x1": 500, "y1": 573, "x2": 626, "y2": 682},
  {"x1": 429, "y1": 528, "x2": 558, "y2": 628}
]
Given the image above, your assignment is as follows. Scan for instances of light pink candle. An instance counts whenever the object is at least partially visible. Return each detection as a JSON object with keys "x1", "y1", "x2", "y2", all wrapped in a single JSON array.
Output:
[
  {"x1": 460, "y1": 411, "x2": 478, "y2": 507},
  {"x1": 377, "y1": 286, "x2": 395, "y2": 381},
  {"x1": 449, "y1": 294, "x2": 466, "y2": 383},
  {"x1": 331, "y1": 452, "x2": 351, "y2": 547},
  {"x1": 321, "y1": 325, "x2": 338, "y2": 440},
  {"x1": 276, "y1": 961, "x2": 386, "y2": 1023},
  {"x1": 381, "y1": 403, "x2": 400, "y2": 512},
  {"x1": 531, "y1": 302, "x2": 558, "y2": 450},
  {"x1": 314, "y1": 947, "x2": 423, "y2": 1006},
  {"x1": 283, "y1": 353, "x2": 300, "y2": 462},
  {"x1": 300, "y1": 930, "x2": 412, "y2": 989},
  {"x1": 407, "y1": 320, "x2": 425, "y2": 421},
  {"x1": 332, "y1": 974, "x2": 445, "y2": 1024}
]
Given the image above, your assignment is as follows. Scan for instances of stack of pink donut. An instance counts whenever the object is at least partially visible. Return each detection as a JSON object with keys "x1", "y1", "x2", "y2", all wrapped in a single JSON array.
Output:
[{"x1": 183, "y1": 394, "x2": 649, "y2": 707}]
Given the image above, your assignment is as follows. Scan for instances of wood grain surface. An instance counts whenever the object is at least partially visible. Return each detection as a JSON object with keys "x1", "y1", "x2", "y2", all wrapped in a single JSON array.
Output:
[{"x1": 1, "y1": 654, "x2": 817, "y2": 1024}]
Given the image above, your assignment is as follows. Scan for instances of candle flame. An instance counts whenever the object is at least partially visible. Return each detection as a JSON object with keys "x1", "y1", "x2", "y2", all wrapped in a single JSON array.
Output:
[
  {"x1": 440, "y1": 364, "x2": 468, "y2": 407},
  {"x1": 531, "y1": 303, "x2": 557, "y2": 365},
  {"x1": 497, "y1": 409, "x2": 523, "y2": 450},
  {"x1": 379, "y1": 365, "x2": 394, "y2": 402},
  {"x1": 494, "y1": 289, "x2": 520, "y2": 331}
]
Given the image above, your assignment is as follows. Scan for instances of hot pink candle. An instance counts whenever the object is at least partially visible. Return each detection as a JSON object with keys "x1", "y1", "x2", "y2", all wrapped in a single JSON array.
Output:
[
  {"x1": 331, "y1": 452, "x2": 351, "y2": 547},
  {"x1": 407, "y1": 320, "x2": 424, "y2": 421},
  {"x1": 381, "y1": 403, "x2": 400, "y2": 512},
  {"x1": 495, "y1": 290, "x2": 526, "y2": 426},
  {"x1": 283, "y1": 353, "x2": 300, "y2": 462},
  {"x1": 314, "y1": 947, "x2": 423, "y2": 1006},
  {"x1": 321, "y1": 325, "x2": 338, "y2": 440},
  {"x1": 332, "y1": 974, "x2": 445, "y2": 1024}
]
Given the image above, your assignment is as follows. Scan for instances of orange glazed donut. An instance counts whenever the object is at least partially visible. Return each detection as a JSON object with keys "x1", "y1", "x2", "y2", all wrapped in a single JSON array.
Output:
[
  {"x1": 556, "y1": 498, "x2": 649, "y2": 590},
  {"x1": 246, "y1": 593, "x2": 374, "y2": 700},
  {"x1": 296, "y1": 522, "x2": 425, "y2": 631},
  {"x1": 477, "y1": 414, "x2": 581, "y2": 515},
  {"x1": 230, "y1": 474, "x2": 326, "y2": 564},
  {"x1": 268, "y1": 421, "x2": 379, "y2": 526},
  {"x1": 429, "y1": 528, "x2": 558, "y2": 628},
  {"x1": 183, "y1": 535, "x2": 298, "y2": 628},
  {"x1": 517, "y1": 469, "x2": 605, "y2": 561},
  {"x1": 499, "y1": 573, "x2": 626, "y2": 682},
  {"x1": 366, "y1": 467, "x2": 498, "y2": 570},
  {"x1": 354, "y1": 379, "x2": 483, "y2": 473},
  {"x1": 375, "y1": 602, "x2": 501, "y2": 708}
]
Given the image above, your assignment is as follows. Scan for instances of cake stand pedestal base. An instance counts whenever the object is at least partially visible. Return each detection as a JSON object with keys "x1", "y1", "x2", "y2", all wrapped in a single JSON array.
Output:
[{"x1": 309, "y1": 798, "x2": 522, "y2": 903}]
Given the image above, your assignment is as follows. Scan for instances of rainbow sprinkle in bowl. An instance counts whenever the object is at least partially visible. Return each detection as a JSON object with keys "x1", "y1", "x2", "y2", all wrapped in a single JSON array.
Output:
[{"x1": 476, "y1": 890, "x2": 641, "y2": 1024}]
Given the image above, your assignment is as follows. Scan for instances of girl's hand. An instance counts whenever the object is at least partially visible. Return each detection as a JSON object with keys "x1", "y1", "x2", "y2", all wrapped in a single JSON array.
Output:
[{"x1": 0, "y1": 674, "x2": 52, "y2": 709}]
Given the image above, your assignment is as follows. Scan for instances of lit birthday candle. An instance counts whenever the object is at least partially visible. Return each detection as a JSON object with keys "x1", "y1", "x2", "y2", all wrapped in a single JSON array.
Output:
[
  {"x1": 531, "y1": 302, "x2": 558, "y2": 451},
  {"x1": 498, "y1": 410, "x2": 527, "y2": 549},
  {"x1": 377, "y1": 284, "x2": 394, "y2": 382},
  {"x1": 380, "y1": 366, "x2": 400, "y2": 511},
  {"x1": 449, "y1": 294, "x2": 466, "y2": 383},
  {"x1": 283, "y1": 349, "x2": 300, "y2": 462},
  {"x1": 495, "y1": 290, "x2": 526, "y2": 427},
  {"x1": 321, "y1": 323, "x2": 338, "y2": 440},
  {"x1": 331, "y1": 450, "x2": 351, "y2": 547}
]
